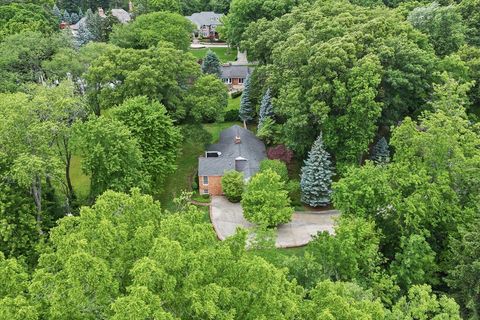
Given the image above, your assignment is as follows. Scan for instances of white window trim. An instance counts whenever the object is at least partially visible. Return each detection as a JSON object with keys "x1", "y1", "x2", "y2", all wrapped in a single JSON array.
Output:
[
  {"x1": 203, "y1": 176, "x2": 209, "y2": 185},
  {"x1": 203, "y1": 189, "x2": 209, "y2": 195}
]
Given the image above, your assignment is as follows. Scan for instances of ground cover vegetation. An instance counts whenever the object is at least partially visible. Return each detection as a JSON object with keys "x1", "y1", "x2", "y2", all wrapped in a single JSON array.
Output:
[{"x1": 0, "y1": 0, "x2": 479, "y2": 318}]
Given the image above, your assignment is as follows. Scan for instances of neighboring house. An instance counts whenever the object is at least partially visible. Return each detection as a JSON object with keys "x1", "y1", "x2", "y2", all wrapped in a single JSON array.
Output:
[
  {"x1": 69, "y1": 17, "x2": 87, "y2": 37},
  {"x1": 69, "y1": 8, "x2": 131, "y2": 37},
  {"x1": 221, "y1": 64, "x2": 254, "y2": 91},
  {"x1": 198, "y1": 125, "x2": 266, "y2": 196},
  {"x1": 186, "y1": 11, "x2": 223, "y2": 39},
  {"x1": 111, "y1": 8, "x2": 131, "y2": 23}
]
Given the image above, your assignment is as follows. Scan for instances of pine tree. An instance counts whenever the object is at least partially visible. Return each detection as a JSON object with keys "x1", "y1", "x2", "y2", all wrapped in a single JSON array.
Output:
[
  {"x1": 239, "y1": 75, "x2": 254, "y2": 125},
  {"x1": 78, "y1": 8, "x2": 84, "y2": 18},
  {"x1": 76, "y1": 22, "x2": 93, "y2": 47},
  {"x1": 71, "y1": 12, "x2": 80, "y2": 24},
  {"x1": 201, "y1": 50, "x2": 221, "y2": 77},
  {"x1": 370, "y1": 137, "x2": 390, "y2": 164},
  {"x1": 52, "y1": 5, "x2": 62, "y2": 22},
  {"x1": 63, "y1": 9, "x2": 72, "y2": 24},
  {"x1": 258, "y1": 88, "x2": 274, "y2": 130},
  {"x1": 300, "y1": 133, "x2": 334, "y2": 207}
]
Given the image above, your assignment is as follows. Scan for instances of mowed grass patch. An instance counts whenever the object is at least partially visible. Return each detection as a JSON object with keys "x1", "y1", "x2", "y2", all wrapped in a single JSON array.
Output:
[
  {"x1": 70, "y1": 155, "x2": 90, "y2": 202},
  {"x1": 227, "y1": 96, "x2": 241, "y2": 111},
  {"x1": 189, "y1": 47, "x2": 237, "y2": 63}
]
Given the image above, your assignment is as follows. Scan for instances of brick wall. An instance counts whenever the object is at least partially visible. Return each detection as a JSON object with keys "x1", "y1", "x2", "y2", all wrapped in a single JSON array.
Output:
[{"x1": 199, "y1": 176, "x2": 223, "y2": 195}]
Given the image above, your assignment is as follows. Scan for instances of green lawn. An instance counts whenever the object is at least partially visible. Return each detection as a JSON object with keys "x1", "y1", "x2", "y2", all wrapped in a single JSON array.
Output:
[
  {"x1": 227, "y1": 96, "x2": 241, "y2": 111},
  {"x1": 189, "y1": 47, "x2": 237, "y2": 63},
  {"x1": 70, "y1": 155, "x2": 90, "y2": 202}
]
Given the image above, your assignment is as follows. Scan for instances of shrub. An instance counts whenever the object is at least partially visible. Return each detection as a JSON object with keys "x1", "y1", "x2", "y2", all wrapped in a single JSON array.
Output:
[
  {"x1": 222, "y1": 170, "x2": 244, "y2": 202},
  {"x1": 287, "y1": 179, "x2": 302, "y2": 207},
  {"x1": 224, "y1": 109, "x2": 240, "y2": 122},
  {"x1": 241, "y1": 169, "x2": 293, "y2": 227},
  {"x1": 259, "y1": 159, "x2": 288, "y2": 183},
  {"x1": 267, "y1": 145, "x2": 294, "y2": 164},
  {"x1": 231, "y1": 90, "x2": 243, "y2": 99}
]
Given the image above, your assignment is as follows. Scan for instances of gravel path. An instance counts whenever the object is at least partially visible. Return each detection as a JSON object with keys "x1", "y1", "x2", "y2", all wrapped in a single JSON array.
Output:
[{"x1": 210, "y1": 196, "x2": 340, "y2": 248}]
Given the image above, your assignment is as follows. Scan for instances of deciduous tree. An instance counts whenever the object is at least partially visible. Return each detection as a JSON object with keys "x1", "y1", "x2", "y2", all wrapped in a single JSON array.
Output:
[{"x1": 242, "y1": 169, "x2": 293, "y2": 226}]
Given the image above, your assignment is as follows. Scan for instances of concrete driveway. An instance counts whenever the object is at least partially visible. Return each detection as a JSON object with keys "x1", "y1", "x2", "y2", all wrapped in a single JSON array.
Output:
[{"x1": 210, "y1": 196, "x2": 340, "y2": 248}]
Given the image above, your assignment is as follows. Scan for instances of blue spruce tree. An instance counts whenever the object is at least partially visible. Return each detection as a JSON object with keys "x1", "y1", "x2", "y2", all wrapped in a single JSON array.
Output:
[
  {"x1": 78, "y1": 8, "x2": 84, "y2": 18},
  {"x1": 52, "y1": 5, "x2": 62, "y2": 22},
  {"x1": 63, "y1": 9, "x2": 72, "y2": 24},
  {"x1": 201, "y1": 50, "x2": 221, "y2": 77},
  {"x1": 239, "y1": 75, "x2": 254, "y2": 126},
  {"x1": 258, "y1": 88, "x2": 274, "y2": 130},
  {"x1": 76, "y1": 22, "x2": 93, "y2": 47},
  {"x1": 370, "y1": 136, "x2": 390, "y2": 164},
  {"x1": 71, "y1": 12, "x2": 80, "y2": 24},
  {"x1": 300, "y1": 133, "x2": 334, "y2": 207}
]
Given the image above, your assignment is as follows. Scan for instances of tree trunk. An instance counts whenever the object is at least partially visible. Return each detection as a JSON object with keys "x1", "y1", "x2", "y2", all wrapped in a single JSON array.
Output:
[{"x1": 32, "y1": 176, "x2": 43, "y2": 235}]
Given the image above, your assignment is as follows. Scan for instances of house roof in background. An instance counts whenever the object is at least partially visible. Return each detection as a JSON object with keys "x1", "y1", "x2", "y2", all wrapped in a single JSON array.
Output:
[
  {"x1": 70, "y1": 17, "x2": 86, "y2": 30},
  {"x1": 198, "y1": 125, "x2": 266, "y2": 179},
  {"x1": 186, "y1": 11, "x2": 224, "y2": 27},
  {"x1": 111, "y1": 9, "x2": 131, "y2": 23},
  {"x1": 221, "y1": 64, "x2": 253, "y2": 79}
]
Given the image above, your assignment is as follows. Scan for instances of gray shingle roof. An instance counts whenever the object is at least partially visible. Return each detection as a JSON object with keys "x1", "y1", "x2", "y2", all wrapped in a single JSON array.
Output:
[
  {"x1": 186, "y1": 12, "x2": 223, "y2": 28},
  {"x1": 221, "y1": 65, "x2": 253, "y2": 79},
  {"x1": 198, "y1": 125, "x2": 267, "y2": 179},
  {"x1": 111, "y1": 9, "x2": 131, "y2": 24}
]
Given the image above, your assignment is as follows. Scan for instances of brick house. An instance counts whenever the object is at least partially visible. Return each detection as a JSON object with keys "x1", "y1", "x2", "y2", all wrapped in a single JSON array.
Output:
[
  {"x1": 198, "y1": 125, "x2": 267, "y2": 196},
  {"x1": 186, "y1": 12, "x2": 223, "y2": 39},
  {"x1": 221, "y1": 64, "x2": 254, "y2": 91}
]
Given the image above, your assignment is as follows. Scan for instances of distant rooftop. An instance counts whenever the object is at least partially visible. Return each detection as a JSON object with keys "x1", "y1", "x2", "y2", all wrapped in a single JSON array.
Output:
[
  {"x1": 186, "y1": 11, "x2": 224, "y2": 27},
  {"x1": 221, "y1": 64, "x2": 254, "y2": 79},
  {"x1": 111, "y1": 8, "x2": 131, "y2": 24},
  {"x1": 198, "y1": 125, "x2": 266, "y2": 179}
]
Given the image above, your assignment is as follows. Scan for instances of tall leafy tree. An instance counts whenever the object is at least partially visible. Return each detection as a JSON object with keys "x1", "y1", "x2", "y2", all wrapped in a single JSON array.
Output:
[
  {"x1": 446, "y1": 218, "x2": 480, "y2": 319},
  {"x1": 131, "y1": 0, "x2": 181, "y2": 14},
  {"x1": 185, "y1": 75, "x2": 229, "y2": 122},
  {"x1": 85, "y1": 44, "x2": 200, "y2": 118},
  {"x1": 109, "y1": 11, "x2": 194, "y2": 51},
  {"x1": 241, "y1": 169, "x2": 293, "y2": 226},
  {"x1": 238, "y1": 75, "x2": 254, "y2": 125},
  {"x1": 0, "y1": 92, "x2": 63, "y2": 234},
  {"x1": 0, "y1": 31, "x2": 72, "y2": 92},
  {"x1": 0, "y1": 3, "x2": 57, "y2": 41},
  {"x1": 408, "y1": 3, "x2": 466, "y2": 57},
  {"x1": 201, "y1": 50, "x2": 222, "y2": 77},
  {"x1": 111, "y1": 96, "x2": 181, "y2": 192},
  {"x1": 300, "y1": 133, "x2": 334, "y2": 207},
  {"x1": 390, "y1": 234, "x2": 438, "y2": 291},
  {"x1": 72, "y1": 116, "x2": 146, "y2": 201}
]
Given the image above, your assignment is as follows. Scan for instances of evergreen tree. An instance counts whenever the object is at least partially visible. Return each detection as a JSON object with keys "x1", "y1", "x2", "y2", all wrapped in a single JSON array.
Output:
[
  {"x1": 79, "y1": 8, "x2": 84, "y2": 18},
  {"x1": 76, "y1": 22, "x2": 94, "y2": 47},
  {"x1": 258, "y1": 87, "x2": 273, "y2": 130},
  {"x1": 370, "y1": 137, "x2": 390, "y2": 164},
  {"x1": 63, "y1": 9, "x2": 72, "y2": 24},
  {"x1": 71, "y1": 12, "x2": 80, "y2": 24},
  {"x1": 300, "y1": 133, "x2": 334, "y2": 207},
  {"x1": 201, "y1": 50, "x2": 221, "y2": 77},
  {"x1": 52, "y1": 4, "x2": 62, "y2": 22},
  {"x1": 239, "y1": 75, "x2": 254, "y2": 125}
]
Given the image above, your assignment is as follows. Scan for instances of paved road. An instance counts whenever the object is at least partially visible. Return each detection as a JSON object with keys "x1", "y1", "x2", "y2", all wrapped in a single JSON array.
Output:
[{"x1": 210, "y1": 196, "x2": 340, "y2": 248}]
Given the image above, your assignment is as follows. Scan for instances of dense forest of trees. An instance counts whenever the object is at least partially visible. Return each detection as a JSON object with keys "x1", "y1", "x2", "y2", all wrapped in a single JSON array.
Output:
[{"x1": 0, "y1": 0, "x2": 479, "y2": 319}]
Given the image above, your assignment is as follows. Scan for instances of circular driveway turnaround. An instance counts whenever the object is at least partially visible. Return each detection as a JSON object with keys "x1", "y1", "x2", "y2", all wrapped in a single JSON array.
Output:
[{"x1": 210, "y1": 196, "x2": 341, "y2": 248}]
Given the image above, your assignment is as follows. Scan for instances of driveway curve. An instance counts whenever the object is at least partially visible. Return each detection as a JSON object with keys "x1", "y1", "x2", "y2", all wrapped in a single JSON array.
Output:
[{"x1": 210, "y1": 196, "x2": 340, "y2": 248}]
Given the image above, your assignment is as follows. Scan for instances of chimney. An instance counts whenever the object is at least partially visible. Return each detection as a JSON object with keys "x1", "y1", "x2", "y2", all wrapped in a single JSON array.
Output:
[
  {"x1": 98, "y1": 7, "x2": 106, "y2": 18},
  {"x1": 234, "y1": 135, "x2": 241, "y2": 144}
]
